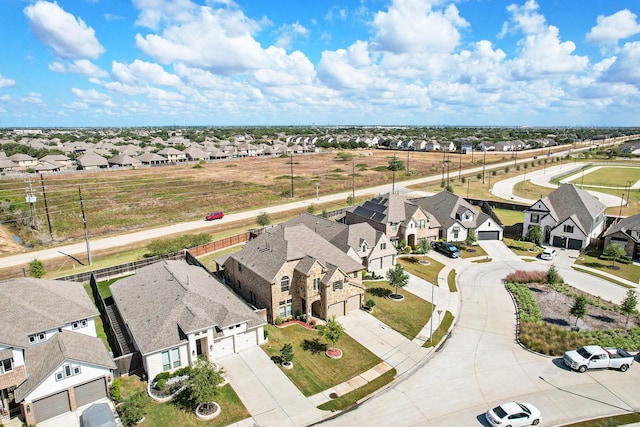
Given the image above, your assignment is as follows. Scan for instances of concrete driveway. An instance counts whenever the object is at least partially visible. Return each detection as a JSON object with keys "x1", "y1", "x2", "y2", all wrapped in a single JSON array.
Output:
[{"x1": 320, "y1": 260, "x2": 640, "y2": 426}]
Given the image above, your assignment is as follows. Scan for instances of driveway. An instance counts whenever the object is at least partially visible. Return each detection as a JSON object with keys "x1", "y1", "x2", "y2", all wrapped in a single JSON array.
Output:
[{"x1": 319, "y1": 260, "x2": 640, "y2": 426}]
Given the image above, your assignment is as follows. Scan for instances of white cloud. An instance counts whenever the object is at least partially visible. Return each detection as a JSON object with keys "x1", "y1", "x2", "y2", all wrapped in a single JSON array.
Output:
[
  {"x1": 275, "y1": 22, "x2": 310, "y2": 50},
  {"x1": 586, "y1": 9, "x2": 640, "y2": 45},
  {"x1": 599, "y1": 41, "x2": 640, "y2": 85},
  {"x1": 24, "y1": 1, "x2": 104, "y2": 59},
  {"x1": 111, "y1": 60, "x2": 182, "y2": 87},
  {"x1": 317, "y1": 43, "x2": 377, "y2": 90},
  {"x1": 0, "y1": 75, "x2": 16, "y2": 88},
  {"x1": 71, "y1": 87, "x2": 116, "y2": 107},
  {"x1": 371, "y1": 0, "x2": 468, "y2": 54},
  {"x1": 49, "y1": 59, "x2": 108, "y2": 78},
  {"x1": 132, "y1": 0, "x2": 200, "y2": 30}
]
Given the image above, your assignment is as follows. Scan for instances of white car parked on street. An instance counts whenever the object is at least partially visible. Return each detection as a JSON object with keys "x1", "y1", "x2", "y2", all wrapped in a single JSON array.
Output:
[
  {"x1": 486, "y1": 401, "x2": 542, "y2": 427},
  {"x1": 540, "y1": 247, "x2": 557, "y2": 260}
]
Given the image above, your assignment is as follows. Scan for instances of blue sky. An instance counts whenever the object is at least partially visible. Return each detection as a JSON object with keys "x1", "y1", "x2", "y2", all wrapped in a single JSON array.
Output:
[{"x1": 2, "y1": 0, "x2": 640, "y2": 127}]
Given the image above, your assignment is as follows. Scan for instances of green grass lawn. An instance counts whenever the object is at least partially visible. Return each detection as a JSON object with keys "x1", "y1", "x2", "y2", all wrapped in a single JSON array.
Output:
[
  {"x1": 118, "y1": 375, "x2": 250, "y2": 427},
  {"x1": 574, "y1": 248, "x2": 640, "y2": 284},
  {"x1": 503, "y1": 237, "x2": 541, "y2": 257},
  {"x1": 261, "y1": 324, "x2": 381, "y2": 397},
  {"x1": 566, "y1": 165, "x2": 640, "y2": 187},
  {"x1": 317, "y1": 368, "x2": 397, "y2": 412},
  {"x1": 398, "y1": 256, "x2": 444, "y2": 283},
  {"x1": 492, "y1": 207, "x2": 524, "y2": 226},
  {"x1": 423, "y1": 311, "x2": 454, "y2": 348},
  {"x1": 363, "y1": 280, "x2": 433, "y2": 340}
]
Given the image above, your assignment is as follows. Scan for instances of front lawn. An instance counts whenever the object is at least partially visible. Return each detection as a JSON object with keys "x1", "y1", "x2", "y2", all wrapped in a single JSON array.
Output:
[
  {"x1": 261, "y1": 324, "x2": 381, "y2": 397},
  {"x1": 398, "y1": 256, "x2": 444, "y2": 283},
  {"x1": 503, "y1": 237, "x2": 541, "y2": 258},
  {"x1": 575, "y1": 248, "x2": 640, "y2": 284},
  {"x1": 363, "y1": 280, "x2": 433, "y2": 340},
  {"x1": 118, "y1": 375, "x2": 250, "y2": 427}
]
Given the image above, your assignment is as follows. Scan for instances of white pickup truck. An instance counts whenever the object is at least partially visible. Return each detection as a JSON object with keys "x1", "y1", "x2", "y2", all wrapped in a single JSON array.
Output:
[{"x1": 563, "y1": 345, "x2": 635, "y2": 373}]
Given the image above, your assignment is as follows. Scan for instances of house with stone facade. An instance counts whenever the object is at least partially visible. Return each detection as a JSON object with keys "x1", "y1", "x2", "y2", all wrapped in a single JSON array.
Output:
[
  {"x1": 0, "y1": 278, "x2": 115, "y2": 425},
  {"x1": 345, "y1": 192, "x2": 440, "y2": 248},
  {"x1": 602, "y1": 214, "x2": 640, "y2": 258},
  {"x1": 110, "y1": 260, "x2": 266, "y2": 382},
  {"x1": 220, "y1": 223, "x2": 366, "y2": 323}
]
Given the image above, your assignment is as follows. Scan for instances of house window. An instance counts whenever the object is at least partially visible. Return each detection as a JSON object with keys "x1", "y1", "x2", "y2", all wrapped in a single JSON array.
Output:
[
  {"x1": 380, "y1": 242, "x2": 386, "y2": 250},
  {"x1": 28, "y1": 332, "x2": 46, "y2": 345},
  {"x1": 453, "y1": 228, "x2": 460, "y2": 239},
  {"x1": 171, "y1": 348, "x2": 181, "y2": 368},
  {"x1": 278, "y1": 299, "x2": 293, "y2": 318},
  {"x1": 418, "y1": 219, "x2": 425, "y2": 229},
  {"x1": 238, "y1": 264, "x2": 242, "y2": 272},
  {"x1": 564, "y1": 225, "x2": 574, "y2": 233},
  {"x1": 530, "y1": 214, "x2": 540, "y2": 224},
  {"x1": 0, "y1": 358, "x2": 13, "y2": 374},
  {"x1": 280, "y1": 276, "x2": 290, "y2": 292},
  {"x1": 391, "y1": 223, "x2": 397, "y2": 231},
  {"x1": 72, "y1": 319, "x2": 88, "y2": 330},
  {"x1": 332, "y1": 280, "x2": 343, "y2": 291},
  {"x1": 161, "y1": 351, "x2": 171, "y2": 371},
  {"x1": 55, "y1": 364, "x2": 80, "y2": 381},
  {"x1": 313, "y1": 277, "x2": 321, "y2": 291}
]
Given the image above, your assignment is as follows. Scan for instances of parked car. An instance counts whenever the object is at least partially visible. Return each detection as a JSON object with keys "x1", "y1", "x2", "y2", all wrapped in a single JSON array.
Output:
[
  {"x1": 563, "y1": 345, "x2": 634, "y2": 373},
  {"x1": 540, "y1": 248, "x2": 557, "y2": 260},
  {"x1": 205, "y1": 211, "x2": 224, "y2": 221},
  {"x1": 486, "y1": 401, "x2": 542, "y2": 427},
  {"x1": 430, "y1": 241, "x2": 461, "y2": 258}
]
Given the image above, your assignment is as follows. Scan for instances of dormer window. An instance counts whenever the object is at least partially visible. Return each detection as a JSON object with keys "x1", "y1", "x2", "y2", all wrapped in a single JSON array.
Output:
[
  {"x1": 28, "y1": 332, "x2": 46, "y2": 345},
  {"x1": 72, "y1": 319, "x2": 88, "y2": 330}
]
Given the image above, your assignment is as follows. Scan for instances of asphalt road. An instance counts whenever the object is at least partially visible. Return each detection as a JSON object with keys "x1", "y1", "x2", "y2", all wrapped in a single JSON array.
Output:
[{"x1": 320, "y1": 259, "x2": 640, "y2": 427}]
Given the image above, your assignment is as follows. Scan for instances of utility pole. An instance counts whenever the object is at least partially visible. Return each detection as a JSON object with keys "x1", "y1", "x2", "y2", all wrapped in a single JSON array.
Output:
[
  {"x1": 39, "y1": 174, "x2": 53, "y2": 240},
  {"x1": 406, "y1": 150, "x2": 410, "y2": 176},
  {"x1": 78, "y1": 187, "x2": 92, "y2": 265},
  {"x1": 482, "y1": 149, "x2": 487, "y2": 184},
  {"x1": 627, "y1": 180, "x2": 633, "y2": 207},
  {"x1": 467, "y1": 178, "x2": 471, "y2": 198},
  {"x1": 352, "y1": 158, "x2": 355, "y2": 202},
  {"x1": 25, "y1": 179, "x2": 37, "y2": 229},
  {"x1": 290, "y1": 151, "x2": 294, "y2": 198},
  {"x1": 458, "y1": 148, "x2": 462, "y2": 180},
  {"x1": 392, "y1": 153, "x2": 396, "y2": 194}
]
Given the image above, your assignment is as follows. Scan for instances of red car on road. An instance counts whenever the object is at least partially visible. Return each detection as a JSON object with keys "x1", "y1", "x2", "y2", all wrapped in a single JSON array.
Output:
[{"x1": 205, "y1": 211, "x2": 224, "y2": 221}]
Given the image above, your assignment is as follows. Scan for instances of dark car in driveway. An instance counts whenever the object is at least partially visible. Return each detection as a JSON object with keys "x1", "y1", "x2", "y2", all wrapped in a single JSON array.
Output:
[
  {"x1": 431, "y1": 241, "x2": 461, "y2": 258},
  {"x1": 205, "y1": 211, "x2": 224, "y2": 221}
]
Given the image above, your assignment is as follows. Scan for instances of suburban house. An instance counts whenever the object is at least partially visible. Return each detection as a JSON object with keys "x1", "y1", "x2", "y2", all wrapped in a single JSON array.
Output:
[
  {"x1": 110, "y1": 260, "x2": 266, "y2": 382},
  {"x1": 281, "y1": 213, "x2": 397, "y2": 276},
  {"x1": 0, "y1": 278, "x2": 115, "y2": 425},
  {"x1": 108, "y1": 154, "x2": 142, "y2": 168},
  {"x1": 411, "y1": 191, "x2": 504, "y2": 242},
  {"x1": 7, "y1": 154, "x2": 38, "y2": 171},
  {"x1": 522, "y1": 184, "x2": 606, "y2": 249},
  {"x1": 136, "y1": 152, "x2": 167, "y2": 165},
  {"x1": 345, "y1": 192, "x2": 440, "y2": 247},
  {"x1": 157, "y1": 147, "x2": 187, "y2": 163},
  {"x1": 602, "y1": 214, "x2": 640, "y2": 258},
  {"x1": 76, "y1": 153, "x2": 109, "y2": 170},
  {"x1": 220, "y1": 223, "x2": 366, "y2": 323}
]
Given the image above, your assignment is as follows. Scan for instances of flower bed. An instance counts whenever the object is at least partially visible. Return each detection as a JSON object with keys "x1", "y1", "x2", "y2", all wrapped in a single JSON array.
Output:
[
  {"x1": 148, "y1": 375, "x2": 188, "y2": 402},
  {"x1": 276, "y1": 319, "x2": 316, "y2": 330}
]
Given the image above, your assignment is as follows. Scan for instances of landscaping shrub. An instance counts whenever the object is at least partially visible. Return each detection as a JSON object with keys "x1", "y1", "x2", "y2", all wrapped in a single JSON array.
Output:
[
  {"x1": 119, "y1": 390, "x2": 151, "y2": 426},
  {"x1": 146, "y1": 233, "x2": 212, "y2": 256},
  {"x1": 155, "y1": 378, "x2": 167, "y2": 391},
  {"x1": 506, "y1": 283, "x2": 542, "y2": 322},
  {"x1": 599, "y1": 254, "x2": 633, "y2": 264},
  {"x1": 504, "y1": 270, "x2": 547, "y2": 284},
  {"x1": 110, "y1": 378, "x2": 122, "y2": 403}
]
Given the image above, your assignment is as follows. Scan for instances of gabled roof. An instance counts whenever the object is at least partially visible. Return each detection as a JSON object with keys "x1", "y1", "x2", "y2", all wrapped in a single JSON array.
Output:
[
  {"x1": 108, "y1": 154, "x2": 141, "y2": 166},
  {"x1": 183, "y1": 146, "x2": 208, "y2": 159},
  {"x1": 77, "y1": 153, "x2": 108, "y2": 167},
  {"x1": 8, "y1": 153, "x2": 36, "y2": 161},
  {"x1": 14, "y1": 330, "x2": 115, "y2": 402},
  {"x1": 350, "y1": 192, "x2": 410, "y2": 224},
  {"x1": 603, "y1": 214, "x2": 640, "y2": 241},
  {"x1": 136, "y1": 152, "x2": 166, "y2": 163},
  {"x1": 0, "y1": 278, "x2": 99, "y2": 348},
  {"x1": 228, "y1": 224, "x2": 364, "y2": 284},
  {"x1": 540, "y1": 184, "x2": 606, "y2": 234},
  {"x1": 411, "y1": 191, "x2": 480, "y2": 230},
  {"x1": 110, "y1": 260, "x2": 265, "y2": 355}
]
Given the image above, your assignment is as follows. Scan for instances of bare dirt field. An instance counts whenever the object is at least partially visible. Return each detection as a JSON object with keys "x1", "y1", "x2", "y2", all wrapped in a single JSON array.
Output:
[{"x1": 527, "y1": 283, "x2": 640, "y2": 330}]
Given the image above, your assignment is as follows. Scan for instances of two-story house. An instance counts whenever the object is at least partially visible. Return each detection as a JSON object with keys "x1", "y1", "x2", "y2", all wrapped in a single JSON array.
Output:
[
  {"x1": 221, "y1": 223, "x2": 366, "y2": 323},
  {"x1": 0, "y1": 278, "x2": 115, "y2": 425},
  {"x1": 110, "y1": 260, "x2": 266, "y2": 382},
  {"x1": 602, "y1": 214, "x2": 640, "y2": 258},
  {"x1": 523, "y1": 184, "x2": 607, "y2": 249},
  {"x1": 345, "y1": 192, "x2": 440, "y2": 248}
]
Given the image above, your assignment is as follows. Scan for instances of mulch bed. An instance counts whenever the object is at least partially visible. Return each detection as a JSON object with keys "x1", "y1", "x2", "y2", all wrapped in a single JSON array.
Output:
[
  {"x1": 276, "y1": 319, "x2": 316, "y2": 330},
  {"x1": 526, "y1": 283, "x2": 640, "y2": 330}
]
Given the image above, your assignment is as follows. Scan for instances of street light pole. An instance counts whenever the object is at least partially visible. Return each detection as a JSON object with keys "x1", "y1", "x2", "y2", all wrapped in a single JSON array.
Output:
[
  {"x1": 467, "y1": 178, "x2": 471, "y2": 198},
  {"x1": 430, "y1": 279, "x2": 435, "y2": 345},
  {"x1": 627, "y1": 180, "x2": 632, "y2": 207},
  {"x1": 482, "y1": 149, "x2": 486, "y2": 184}
]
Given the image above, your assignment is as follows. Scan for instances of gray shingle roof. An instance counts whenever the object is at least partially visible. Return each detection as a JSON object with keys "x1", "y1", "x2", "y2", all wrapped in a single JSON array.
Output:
[
  {"x1": 542, "y1": 184, "x2": 606, "y2": 234},
  {"x1": 0, "y1": 278, "x2": 99, "y2": 348},
  {"x1": 14, "y1": 330, "x2": 115, "y2": 402},
  {"x1": 603, "y1": 214, "x2": 640, "y2": 240},
  {"x1": 110, "y1": 260, "x2": 265, "y2": 355},
  {"x1": 350, "y1": 192, "x2": 408, "y2": 223},
  {"x1": 411, "y1": 191, "x2": 478, "y2": 229}
]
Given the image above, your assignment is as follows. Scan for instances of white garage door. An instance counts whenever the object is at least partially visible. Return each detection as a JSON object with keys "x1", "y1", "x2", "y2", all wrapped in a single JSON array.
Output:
[
  {"x1": 33, "y1": 390, "x2": 70, "y2": 423},
  {"x1": 75, "y1": 377, "x2": 107, "y2": 408},
  {"x1": 214, "y1": 336, "x2": 235, "y2": 358},
  {"x1": 346, "y1": 295, "x2": 361, "y2": 313},
  {"x1": 235, "y1": 331, "x2": 257, "y2": 352},
  {"x1": 327, "y1": 302, "x2": 345, "y2": 318}
]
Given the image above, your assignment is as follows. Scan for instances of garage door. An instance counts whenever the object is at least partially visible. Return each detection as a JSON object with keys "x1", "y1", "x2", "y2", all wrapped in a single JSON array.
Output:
[
  {"x1": 235, "y1": 331, "x2": 257, "y2": 352},
  {"x1": 552, "y1": 236, "x2": 564, "y2": 248},
  {"x1": 568, "y1": 238, "x2": 582, "y2": 250},
  {"x1": 32, "y1": 390, "x2": 70, "y2": 423},
  {"x1": 74, "y1": 377, "x2": 107, "y2": 408},
  {"x1": 346, "y1": 295, "x2": 360, "y2": 313},
  {"x1": 327, "y1": 302, "x2": 345, "y2": 318},
  {"x1": 477, "y1": 231, "x2": 500, "y2": 240},
  {"x1": 214, "y1": 336, "x2": 234, "y2": 358}
]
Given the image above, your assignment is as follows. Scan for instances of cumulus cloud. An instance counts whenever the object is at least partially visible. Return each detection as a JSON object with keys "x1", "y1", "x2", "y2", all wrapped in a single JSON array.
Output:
[
  {"x1": 49, "y1": 59, "x2": 108, "y2": 78},
  {"x1": 599, "y1": 41, "x2": 640, "y2": 85},
  {"x1": 0, "y1": 75, "x2": 16, "y2": 88},
  {"x1": 111, "y1": 60, "x2": 182, "y2": 87},
  {"x1": 371, "y1": 0, "x2": 468, "y2": 54},
  {"x1": 586, "y1": 9, "x2": 640, "y2": 45},
  {"x1": 317, "y1": 41, "x2": 376, "y2": 90},
  {"x1": 275, "y1": 22, "x2": 310, "y2": 50},
  {"x1": 24, "y1": 1, "x2": 104, "y2": 59}
]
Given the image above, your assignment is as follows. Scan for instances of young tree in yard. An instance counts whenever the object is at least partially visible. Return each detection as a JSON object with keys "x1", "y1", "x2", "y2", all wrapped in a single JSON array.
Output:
[
  {"x1": 525, "y1": 225, "x2": 543, "y2": 246},
  {"x1": 386, "y1": 263, "x2": 409, "y2": 297},
  {"x1": 318, "y1": 316, "x2": 344, "y2": 351},
  {"x1": 620, "y1": 289, "x2": 638, "y2": 327},
  {"x1": 417, "y1": 238, "x2": 431, "y2": 255},
  {"x1": 546, "y1": 264, "x2": 559, "y2": 286},
  {"x1": 346, "y1": 194, "x2": 354, "y2": 206},
  {"x1": 466, "y1": 229, "x2": 477, "y2": 246},
  {"x1": 603, "y1": 243, "x2": 626, "y2": 268},
  {"x1": 387, "y1": 156, "x2": 404, "y2": 171},
  {"x1": 28, "y1": 258, "x2": 45, "y2": 278},
  {"x1": 570, "y1": 295, "x2": 588, "y2": 327},
  {"x1": 280, "y1": 343, "x2": 294, "y2": 363},
  {"x1": 257, "y1": 212, "x2": 271, "y2": 228},
  {"x1": 188, "y1": 358, "x2": 224, "y2": 414}
]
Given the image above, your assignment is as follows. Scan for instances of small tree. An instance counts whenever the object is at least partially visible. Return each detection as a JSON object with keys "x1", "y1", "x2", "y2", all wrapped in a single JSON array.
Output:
[
  {"x1": 570, "y1": 295, "x2": 588, "y2": 327},
  {"x1": 603, "y1": 243, "x2": 626, "y2": 268},
  {"x1": 119, "y1": 390, "x2": 151, "y2": 426},
  {"x1": 387, "y1": 157, "x2": 404, "y2": 171},
  {"x1": 346, "y1": 194, "x2": 354, "y2": 205},
  {"x1": 620, "y1": 289, "x2": 638, "y2": 327},
  {"x1": 386, "y1": 264, "x2": 409, "y2": 297},
  {"x1": 546, "y1": 264, "x2": 559, "y2": 286},
  {"x1": 188, "y1": 358, "x2": 224, "y2": 413},
  {"x1": 318, "y1": 316, "x2": 344, "y2": 351},
  {"x1": 466, "y1": 229, "x2": 477, "y2": 246},
  {"x1": 257, "y1": 212, "x2": 271, "y2": 228},
  {"x1": 321, "y1": 209, "x2": 329, "y2": 218},
  {"x1": 28, "y1": 258, "x2": 45, "y2": 278},
  {"x1": 525, "y1": 225, "x2": 542, "y2": 246},
  {"x1": 417, "y1": 238, "x2": 431, "y2": 255},
  {"x1": 307, "y1": 204, "x2": 316, "y2": 214},
  {"x1": 280, "y1": 343, "x2": 294, "y2": 362}
]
